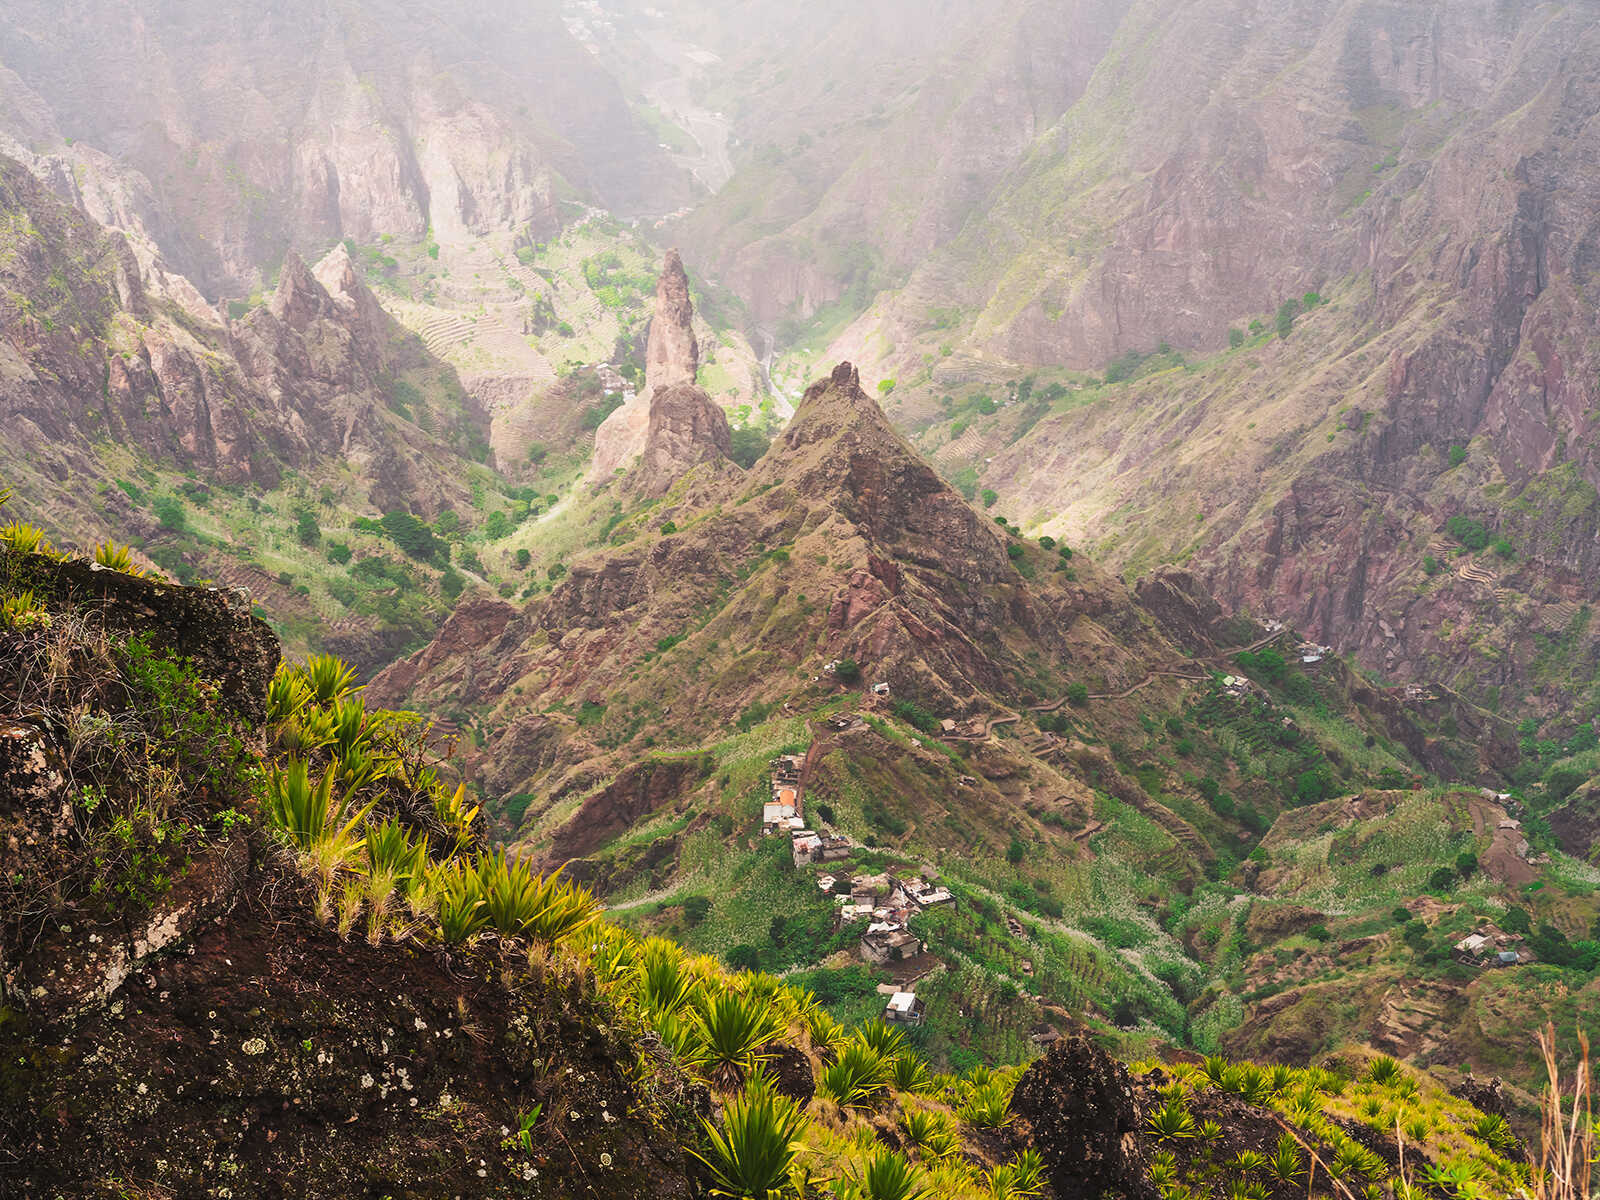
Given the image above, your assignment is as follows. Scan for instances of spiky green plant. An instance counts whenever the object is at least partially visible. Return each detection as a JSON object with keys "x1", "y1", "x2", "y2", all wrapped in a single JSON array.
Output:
[
  {"x1": 294, "y1": 654, "x2": 358, "y2": 705},
  {"x1": 90, "y1": 539, "x2": 146, "y2": 576},
  {"x1": 1366, "y1": 1055, "x2": 1403, "y2": 1085},
  {"x1": 1203, "y1": 1055, "x2": 1231, "y2": 1087},
  {"x1": 329, "y1": 695, "x2": 370, "y2": 760},
  {"x1": 987, "y1": 1150, "x2": 1045, "y2": 1200},
  {"x1": 637, "y1": 938, "x2": 699, "y2": 1019},
  {"x1": 900, "y1": 1109, "x2": 959, "y2": 1160},
  {"x1": 890, "y1": 1052, "x2": 931, "y2": 1094},
  {"x1": 692, "y1": 989, "x2": 786, "y2": 1090},
  {"x1": 856, "y1": 1021, "x2": 908, "y2": 1060},
  {"x1": 959, "y1": 1074, "x2": 1015, "y2": 1129},
  {"x1": 1232, "y1": 1150, "x2": 1268, "y2": 1173},
  {"x1": 819, "y1": 1040, "x2": 891, "y2": 1110},
  {"x1": 1266, "y1": 1133, "x2": 1304, "y2": 1184},
  {"x1": 261, "y1": 757, "x2": 374, "y2": 882},
  {"x1": 690, "y1": 1083, "x2": 807, "y2": 1199},
  {"x1": 0, "y1": 589, "x2": 48, "y2": 630},
  {"x1": 1472, "y1": 1112, "x2": 1517, "y2": 1153},
  {"x1": 0, "y1": 520, "x2": 53, "y2": 556},
  {"x1": 430, "y1": 858, "x2": 489, "y2": 945},
  {"x1": 845, "y1": 1148, "x2": 932, "y2": 1200},
  {"x1": 1147, "y1": 1094, "x2": 1196, "y2": 1142}
]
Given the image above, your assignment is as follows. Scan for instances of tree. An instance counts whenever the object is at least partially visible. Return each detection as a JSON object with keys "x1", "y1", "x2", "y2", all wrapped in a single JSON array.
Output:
[
  {"x1": 483, "y1": 511, "x2": 509, "y2": 540},
  {"x1": 834, "y1": 658, "x2": 862, "y2": 685},
  {"x1": 295, "y1": 509, "x2": 321, "y2": 548},
  {"x1": 1006, "y1": 837, "x2": 1026, "y2": 866},
  {"x1": 1455, "y1": 850, "x2": 1479, "y2": 878},
  {"x1": 326, "y1": 541, "x2": 352, "y2": 565},
  {"x1": 1228, "y1": 328, "x2": 1245, "y2": 349},
  {"x1": 1038, "y1": 535, "x2": 1056, "y2": 550},
  {"x1": 729, "y1": 427, "x2": 772, "y2": 469},
  {"x1": 1276, "y1": 298, "x2": 1301, "y2": 339},
  {"x1": 514, "y1": 548, "x2": 531, "y2": 569},
  {"x1": 1501, "y1": 906, "x2": 1531, "y2": 935},
  {"x1": 980, "y1": 489, "x2": 999, "y2": 508},
  {"x1": 1448, "y1": 444, "x2": 1468, "y2": 468},
  {"x1": 1066, "y1": 683, "x2": 1090, "y2": 706},
  {"x1": 1428, "y1": 866, "x2": 1458, "y2": 893}
]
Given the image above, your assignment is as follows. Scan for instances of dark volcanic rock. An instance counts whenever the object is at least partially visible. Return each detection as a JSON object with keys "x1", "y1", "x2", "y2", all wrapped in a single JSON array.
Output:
[{"x1": 1010, "y1": 1033, "x2": 1153, "y2": 1200}]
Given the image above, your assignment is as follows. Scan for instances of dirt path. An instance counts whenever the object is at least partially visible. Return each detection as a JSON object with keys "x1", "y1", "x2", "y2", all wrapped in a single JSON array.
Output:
[
  {"x1": 1028, "y1": 628, "x2": 1291, "y2": 711},
  {"x1": 1464, "y1": 795, "x2": 1538, "y2": 887}
]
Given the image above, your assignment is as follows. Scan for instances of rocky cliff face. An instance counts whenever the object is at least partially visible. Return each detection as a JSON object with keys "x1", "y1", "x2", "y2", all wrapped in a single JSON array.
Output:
[
  {"x1": 590, "y1": 249, "x2": 703, "y2": 481},
  {"x1": 838, "y1": 0, "x2": 1600, "y2": 712},
  {"x1": 631, "y1": 381, "x2": 738, "y2": 498},
  {"x1": 0, "y1": 0, "x2": 694, "y2": 297}
]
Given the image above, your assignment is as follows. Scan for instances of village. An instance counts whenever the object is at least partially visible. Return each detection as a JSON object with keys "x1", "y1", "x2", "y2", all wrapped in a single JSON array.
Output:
[{"x1": 759, "y1": 741, "x2": 955, "y2": 1028}]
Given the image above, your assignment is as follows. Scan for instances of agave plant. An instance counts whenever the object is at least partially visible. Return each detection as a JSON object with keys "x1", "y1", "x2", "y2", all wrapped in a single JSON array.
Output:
[
  {"x1": 1266, "y1": 1132, "x2": 1304, "y2": 1184},
  {"x1": 987, "y1": 1150, "x2": 1045, "y2": 1200},
  {"x1": 1146, "y1": 1094, "x2": 1196, "y2": 1142},
  {"x1": 692, "y1": 990, "x2": 786, "y2": 1090},
  {"x1": 819, "y1": 1040, "x2": 891, "y2": 1110},
  {"x1": 364, "y1": 817, "x2": 429, "y2": 940},
  {"x1": 900, "y1": 1108, "x2": 959, "y2": 1160},
  {"x1": 0, "y1": 520, "x2": 54, "y2": 556},
  {"x1": 1202, "y1": 1054, "x2": 1231, "y2": 1087},
  {"x1": 637, "y1": 938, "x2": 700, "y2": 1019},
  {"x1": 690, "y1": 1082, "x2": 807, "y2": 1199},
  {"x1": 1232, "y1": 1150, "x2": 1268, "y2": 1173},
  {"x1": 301, "y1": 653, "x2": 362, "y2": 705},
  {"x1": 890, "y1": 1052, "x2": 931, "y2": 1094},
  {"x1": 845, "y1": 1148, "x2": 932, "y2": 1200},
  {"x1": 959, "y1": 1074, "x2": 1016, "y2": 1130},
  {"x1": 1366, "y1": 1055, "x2": 1403, "y2": 1086},
  {"x1": 90, "y1": 540, "x2": 146, "y2": 576},
  {"x1": 430, "y1": 858, "x2": 489, "y2": 945},
  {"x1": 434, "y1": 780, "x2": 481, "y2": 850},
  {"x1": 806, "y1": 1007, "x2": 848, "y2": 1056},
  {"x1": 0, "y1": 589, "x2": 48, "y2": 631},
  {"x1": 329, "y1": 695, "x2": 371, "y2": 761},
  {"x1": 261, "y1": 757, "x2": 374, "y2": 883},
  {"x1": 266, "y1": 665, "x2": 314, "y2": 727},
  {"x1": 856, "y1": 1021, "x2": 908, "y2": 1061}
]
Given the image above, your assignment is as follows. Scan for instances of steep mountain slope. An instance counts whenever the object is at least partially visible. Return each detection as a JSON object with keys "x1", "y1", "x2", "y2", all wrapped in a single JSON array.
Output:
[
  {"x1": 827, "y1": 0, "x2": 1600, "y2": 717},
  {"x1": 644, "y1": 0, "x2": 1129, "y2": 327},
  {"x1": 0, "y1": 540, "x2": 1541, "y2": 1198},
  {"x1": 0, "y1": 0, "x2": 694, "y2": 297},
  {"x1": 364, "y1": 361, "x2": 1600, "y2": 1105},
  {"x1": 0, "y1": 151, "x2": 538, "y2": 669}
]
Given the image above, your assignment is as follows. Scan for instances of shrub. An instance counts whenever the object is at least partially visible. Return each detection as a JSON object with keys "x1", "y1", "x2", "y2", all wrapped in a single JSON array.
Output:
[
  {"x1": 295, "y1": 509, "x2": 321, "y2": 547},
  {"x1": 153, "y1": 495, "x2": 187, "y2": 532},
  {"x1": 1007, "y1": 543, "x2": 1025, "y2": 561},
  {"x1": 1448, "y1": 444, "x2": 1468, "y2": 468},
  {"x1": 1066, "y1": 683, "x2": 1089, "y2": 706},
  {"x1": 981, "y1": 489, "x2": 999, "y2": 508},
  {"x1": 1229, "y1": 328, "x2": 1245, "y2": 348},
  {"x1": 514, "y1": 548, "x2": 531, "y2": 569},
  {"x1": 834, "y1": 657, "x2": 862, "y2": 685},
  {"x1": 1428, "y1": 866, "x2": 1458, "y2": 892},
  {"x1": 326, "y1": 541, "x2": 352, "y2": 565},
  {"x1": 1006, "y1": 837, "x2": 1026, "y2": 865},
  {"x1": 1445, "y1": 514, "x2": 1491, "y2": 552},
  {"x1": 1423, "y1": 555, "x2": 1440, "y2": 576},
  {"x1": 660, "y1": 521, "x2": 678, "y2": 535},
  {"x1": 1038, "y1": 535, "x2": 1056, "y2": 550}
]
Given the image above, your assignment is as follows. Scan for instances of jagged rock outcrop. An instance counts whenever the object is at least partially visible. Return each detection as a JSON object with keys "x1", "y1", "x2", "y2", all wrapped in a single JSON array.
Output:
[
  {"x1": 375, "y1": 360, "x2": 1196, "y2": 807},
  {"x1": 630, "y1": 381, "x2": 738, "y2": 498},
  {"x1": 1, "y1": 151, "x2": 489, "y2": 539},
  {"x1": 590, "y1": 249, "x2": 702, "y2": 482}
]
